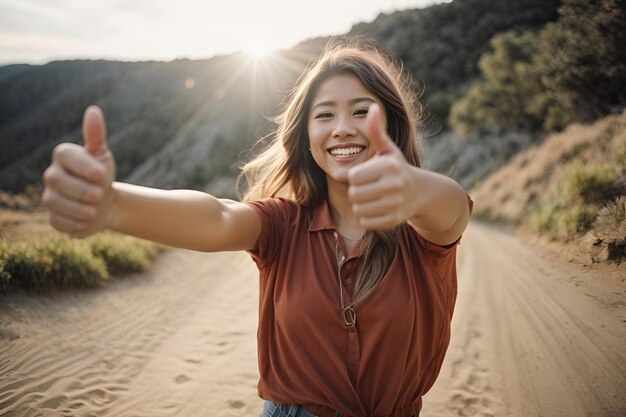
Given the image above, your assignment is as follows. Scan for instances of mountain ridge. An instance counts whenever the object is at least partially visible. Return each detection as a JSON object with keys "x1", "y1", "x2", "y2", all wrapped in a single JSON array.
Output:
[{"x1": 0, "y1": 0, "x2": 562, "y2": 195}]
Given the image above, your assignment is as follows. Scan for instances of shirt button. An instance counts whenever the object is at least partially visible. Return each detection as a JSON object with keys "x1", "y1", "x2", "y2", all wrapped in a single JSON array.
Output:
[
  {"x1": 340, "y1": 255, "x2": 345, "y2": 261},
  {"x1": 346, "y1": 278, "x2": 352, "y2": 284},
  {"x1": 333, "y1": 232, "x2": 338, "y2": 239}
]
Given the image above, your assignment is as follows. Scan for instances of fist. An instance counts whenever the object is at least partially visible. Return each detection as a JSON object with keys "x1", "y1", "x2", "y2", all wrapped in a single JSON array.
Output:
[
  {"x1": 347, "y1": 103, "x2": 417, "y2": 229},
  {"x1": 42, "y1": 106, "x2": 116, "y2": 238}
]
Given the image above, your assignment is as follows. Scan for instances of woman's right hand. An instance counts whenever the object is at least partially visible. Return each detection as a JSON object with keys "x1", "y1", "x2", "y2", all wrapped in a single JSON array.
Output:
[{"x1": 42, "y1": 105, "x2": 117, "y2": 238}]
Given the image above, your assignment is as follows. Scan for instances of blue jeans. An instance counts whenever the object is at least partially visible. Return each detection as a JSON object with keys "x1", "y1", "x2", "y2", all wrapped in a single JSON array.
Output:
[
  {"x1": 260, "y1": 400, "x2": 339, "y2": 417},
  {"x1": 260, "y1": 400, "x2": 419, "y2": 417}
]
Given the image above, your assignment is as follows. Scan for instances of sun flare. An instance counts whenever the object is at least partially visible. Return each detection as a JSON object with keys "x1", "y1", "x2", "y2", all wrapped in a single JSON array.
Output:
[{"x1": 243, "y1": 39, "x2": 274, "y2": 60}]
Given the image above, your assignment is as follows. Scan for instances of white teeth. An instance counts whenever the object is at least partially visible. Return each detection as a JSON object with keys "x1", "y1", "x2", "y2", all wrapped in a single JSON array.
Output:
[{"x1": 329, "y1": 147, "x2": 364, "y2": 157}]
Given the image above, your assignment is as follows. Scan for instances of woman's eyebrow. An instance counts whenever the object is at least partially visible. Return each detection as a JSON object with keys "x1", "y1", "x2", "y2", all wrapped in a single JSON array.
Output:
[
  {"x1": 312, "y1": 97, "x2": 375, "y2": 110},
  {"x1": 350, "y1": 97, "x2": 375, "y2": 105}
]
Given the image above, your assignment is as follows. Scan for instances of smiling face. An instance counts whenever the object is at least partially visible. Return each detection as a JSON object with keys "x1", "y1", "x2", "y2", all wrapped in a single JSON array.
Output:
[{"x1": 307, "y1": 73, "x2": 387, "y2": 186}]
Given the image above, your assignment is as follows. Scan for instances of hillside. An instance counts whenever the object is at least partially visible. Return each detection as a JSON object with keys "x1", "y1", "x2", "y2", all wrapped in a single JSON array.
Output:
[
  {"x1": 0, "y1": 0, "x2": 561, "y2": 196},
  {"x1": 470, "y1": 111, "x2": 626, "y2": 264},
  {"x1": 0, "y1": 52, "x2": 312, "y2": 197}
]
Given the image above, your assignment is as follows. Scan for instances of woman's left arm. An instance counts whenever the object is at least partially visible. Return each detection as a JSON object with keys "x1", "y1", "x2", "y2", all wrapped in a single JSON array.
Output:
[{"x1": 405, "y1": 167, "x2": 471, "y2": 246}]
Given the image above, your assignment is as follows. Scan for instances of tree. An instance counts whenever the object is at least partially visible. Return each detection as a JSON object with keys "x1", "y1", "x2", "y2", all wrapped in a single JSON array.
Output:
[
  {"x1": 450, "y1": 0, "x2": 626, "y2": 135},
  {"x1": 537, "y1": 0, "x2": 626, "y2": 131},
  {"x1": 449, "y1": 30, "x2": 544, "y2": 135}
]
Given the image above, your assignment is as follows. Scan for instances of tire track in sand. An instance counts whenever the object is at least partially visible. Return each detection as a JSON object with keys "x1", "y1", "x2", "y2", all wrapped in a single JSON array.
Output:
[
  {"x1": 424, "y1": 222, "x2": 626, "y2": 417},
  {"x1": 0, "y1": 249, "x2": 262, "y2": 417}
]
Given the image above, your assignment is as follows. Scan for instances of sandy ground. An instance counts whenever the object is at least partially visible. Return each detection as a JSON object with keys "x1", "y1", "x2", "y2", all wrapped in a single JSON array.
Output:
[{"x1": 1, "y1": 222, "x2": 625, "y2": 417}]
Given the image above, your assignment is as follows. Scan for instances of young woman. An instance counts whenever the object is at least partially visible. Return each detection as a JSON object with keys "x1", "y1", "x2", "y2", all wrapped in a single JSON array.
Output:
[{"x1": 42, "y1": 43, "x2": 472, "y2": 417}]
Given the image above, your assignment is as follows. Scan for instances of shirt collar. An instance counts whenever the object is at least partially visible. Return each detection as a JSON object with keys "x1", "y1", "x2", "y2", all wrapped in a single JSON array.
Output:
[{"x1": 308, "y1": 199, "x2": 336, "y2": 232}]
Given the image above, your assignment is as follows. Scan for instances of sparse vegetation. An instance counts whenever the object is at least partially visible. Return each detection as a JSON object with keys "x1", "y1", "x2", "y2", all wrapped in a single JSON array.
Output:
[
  {"x1": 0, "y1": 230, "x2": 164, "y2": 293},
  {"x1": 529, "y1": 161, "x2": 620, "y2": 238},
  {"x1": 0, "y1": 237, "x2": 108, "y2": 292},
  {"x1": 592, "y1": 196, "x2": 626, "y2": 260},
  {"x1": 596, "y1": 196, "x2": 626, "y2": 228},
  {"x1": 88, "y1": 232, "x2": 164, "y2": 275},
  {"x1": 470, "y1": 110, "x2": 626, "y2": 263}
]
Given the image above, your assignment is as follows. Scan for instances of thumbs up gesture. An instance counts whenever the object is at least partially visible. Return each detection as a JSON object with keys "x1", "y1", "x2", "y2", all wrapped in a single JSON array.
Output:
[
  {"x1": 347, "y1": 103, "x2": 418, "y2": 229},
  {"x1": 42, "y1": 106, "x2": 117, "y2": 238}
]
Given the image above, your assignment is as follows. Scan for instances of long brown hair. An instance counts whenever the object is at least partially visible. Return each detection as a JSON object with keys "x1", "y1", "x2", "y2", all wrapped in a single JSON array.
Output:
[{"x1": 238, "y1": 40, "x2": 424, "y2": 310}]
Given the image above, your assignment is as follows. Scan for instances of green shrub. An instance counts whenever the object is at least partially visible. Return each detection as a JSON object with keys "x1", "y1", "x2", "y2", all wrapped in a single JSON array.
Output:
[
  {"x1": 0, "y1": 232, "x2": 164, "y2": 293},
  {"x1": 528, "y1": 194, "x2": 561, "y2": 234},
  {"x1": 562, "y1": 162, "x2": 615, "y2": 204},
  {"x1": 593, "y1": 196, "x2": 626, "y2": 260},
  {"x1": 0, "y1": 253, "x2": 11, "y2": 293},
  {"x1": 2, "y1": 240, "x2": 54, "y2": 291},
  {"x1": 529, "y1": 197, "x2": 596, "y2": 238},
  {"x1": 0, "y1": 237, "x2": 108, "y2": 291},
  {"x1": 88, "y1": 232, "x2": 162, "y2": 275},
  {"x1": 595, "y1": 196, "x2": 626, "y2": 228},
  {"x1": 528, "y1": 160, "x2": 616, "y2": 238},
  {"x1": 618, "y1": 151, "x2": 626, "y2": 172},
  {"x1": 43, "y1": 237, "x2": 109, "y2": 287},
  {"x1": 558, "y1": 201, "x2": 597, "y2": 235}
]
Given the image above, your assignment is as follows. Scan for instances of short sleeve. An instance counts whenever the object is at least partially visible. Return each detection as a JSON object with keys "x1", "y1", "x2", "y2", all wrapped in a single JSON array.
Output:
[
  {"x1": 245, "y1": 198, "x2": 295, "y2": 267},
  {"x1": 415, "y1": 193, "x2": 473, "y2": 256}
]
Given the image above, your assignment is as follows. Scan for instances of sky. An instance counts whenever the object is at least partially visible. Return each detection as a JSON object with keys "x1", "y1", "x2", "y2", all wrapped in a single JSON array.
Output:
[{"x1": 0, "y1": 0, "x2": 449, "y2": 66}]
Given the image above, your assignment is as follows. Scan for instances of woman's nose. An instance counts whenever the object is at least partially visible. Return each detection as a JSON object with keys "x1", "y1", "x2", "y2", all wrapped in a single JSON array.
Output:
[{"x1": 332, "y1": 117, "x2": 357, "y2": 138}]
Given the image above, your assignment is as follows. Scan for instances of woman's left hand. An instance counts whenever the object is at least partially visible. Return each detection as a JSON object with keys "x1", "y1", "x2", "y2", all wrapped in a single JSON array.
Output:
[{"x1": 347, "y1": 103, "x2": 420, "y2": 229}]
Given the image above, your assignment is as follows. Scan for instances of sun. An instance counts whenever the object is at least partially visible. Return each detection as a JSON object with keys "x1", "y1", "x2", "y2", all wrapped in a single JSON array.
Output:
[{"x1": 243, "y1": 39, "x2": 274, "y2": 60}]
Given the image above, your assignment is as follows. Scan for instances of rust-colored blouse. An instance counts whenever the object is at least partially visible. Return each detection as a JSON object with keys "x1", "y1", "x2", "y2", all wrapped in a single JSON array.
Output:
[{"x1": 247, "y1": 196, "x2": 472, "y2": 417}]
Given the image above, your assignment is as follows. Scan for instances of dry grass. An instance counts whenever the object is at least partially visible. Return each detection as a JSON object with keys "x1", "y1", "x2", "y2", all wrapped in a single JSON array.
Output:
[
  {"x1": 0, "y1": 209, "x2": 51, "y2": 243},
  {"x1": 471, "y1": 110, "x2": 626, "y2": 263}
]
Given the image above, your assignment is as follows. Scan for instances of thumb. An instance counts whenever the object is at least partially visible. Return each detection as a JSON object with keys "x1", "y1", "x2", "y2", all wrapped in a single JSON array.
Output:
[
  {"x1": 82, "y1": 105, "x2": 108, "y2": 156},
  {"x1": 367, "y1": 103, "x2": 397, "y2": 155}
]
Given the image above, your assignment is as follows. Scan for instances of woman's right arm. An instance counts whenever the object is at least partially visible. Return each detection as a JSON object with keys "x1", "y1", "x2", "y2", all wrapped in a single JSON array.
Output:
[
  {"x1": 42, "y1": 105, "x2": 261, "y2": 252},
  {"x1": 108, "y1": 183, "x2": 261, "y2": 252}
]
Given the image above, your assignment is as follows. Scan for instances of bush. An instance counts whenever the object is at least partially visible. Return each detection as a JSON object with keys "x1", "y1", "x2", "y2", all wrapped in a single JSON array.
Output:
[
  {"x1": 528, "y1": 194, "x2": 560, "y2": 234},
  {"x1": 88, "y1": 231, "x2": 162, "y2": 275},
  {"x1": 595, "y1": 195, "x2": 626, "y2": 228},
  {"x1": 558, "y1": 201, "x2": 597, "y2": 235},
  {"x1": 0, "y1": 256, "x2": 11, "y2": 293},
  {"x1": 0, "y1": 232, "x2": 164, "y2": 293},
  {"x1": 0, "y1": 237, "x2": 108, "y2": 291},
  {"x1": 528, "y1": 160, "x2": 617, "y2": 238},
  {"x1": 44, "y1": 237, "x2": 110, "y2": 287},
  {"x1": 529, "y1": 196, "x2": 597, "y2": 238},
  {"x1": 561, "y1": 161, "x2": 615, "y2": 204}
]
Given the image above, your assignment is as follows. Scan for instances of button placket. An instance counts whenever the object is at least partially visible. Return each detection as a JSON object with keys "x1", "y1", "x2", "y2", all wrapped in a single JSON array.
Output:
[
  {"x1": 335, "y1": 232, "x2": 355, "y2": 328},
  {"x1": 333, "y1": 230, "x2": 361, "y2": 380}
]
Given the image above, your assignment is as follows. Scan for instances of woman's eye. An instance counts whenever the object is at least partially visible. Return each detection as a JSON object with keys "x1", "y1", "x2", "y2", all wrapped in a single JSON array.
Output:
[
  {"x1": 314, "y1": 112, "x2": 333, "y2": 119},
  {"x1": 353, "y1": 108, "x2": 369, "y2": 116}
]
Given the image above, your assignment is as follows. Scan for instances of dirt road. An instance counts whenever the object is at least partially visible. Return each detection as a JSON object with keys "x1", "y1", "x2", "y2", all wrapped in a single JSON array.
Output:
[
  {"x1": 1, "y1": 222, "x2": 625, "y2": 416},
  {"x1": 424, "y1": 222, "x2": 625, "y2": 417}
]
